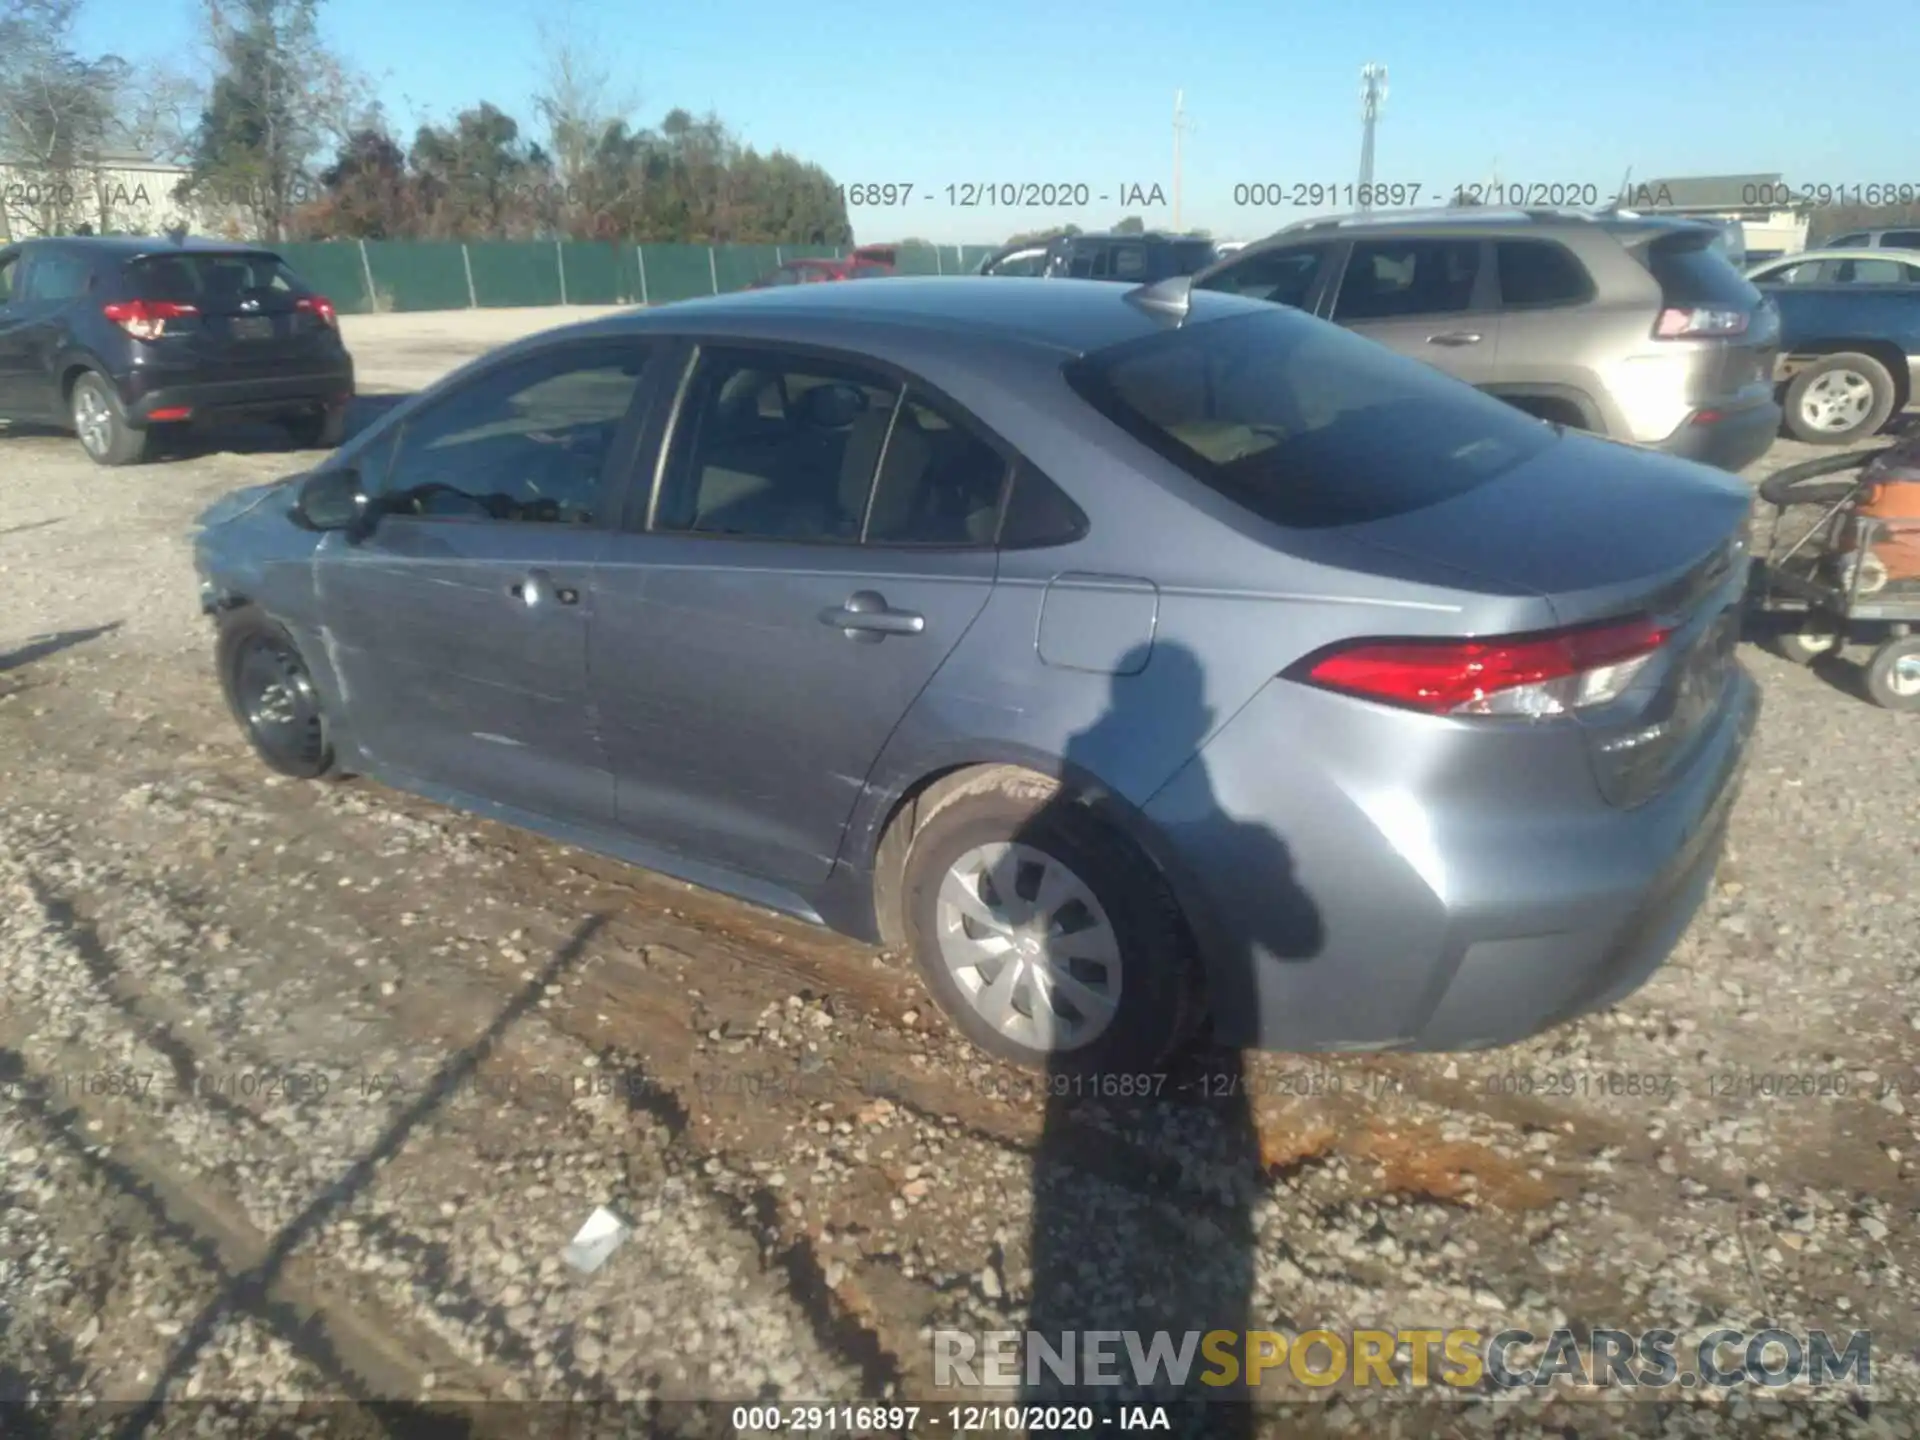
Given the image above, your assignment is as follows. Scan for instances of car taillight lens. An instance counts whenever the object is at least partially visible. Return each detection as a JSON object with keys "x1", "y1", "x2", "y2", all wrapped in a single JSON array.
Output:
[
  {"x1": 296, "y1": 295, "x2": 338, "y2": 327},
  {"x1": 1300, "y1": 616, "x2": 1674, "y2": 718},
  {"x1": 102, "y1": 299, "x2": 197, "y2": 339},
  {"x1": 1654, "y1": 306, "x2": 1749, "y2": 338}
]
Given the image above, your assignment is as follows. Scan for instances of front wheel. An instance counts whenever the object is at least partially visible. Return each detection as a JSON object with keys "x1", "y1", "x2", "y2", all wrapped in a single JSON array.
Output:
[
  {"x1": 70, "y1": 372, "x2": 150, "y2": 466},
  {"x1": 1783, "y1": 353, "x2": 1897, "y2": 445},
  {"x1": 897, "y1": 770, "x2": 1194, "y2": 1073},
  {"x1": 216, "y1": 610, "x2": 337, "y2": 778},
  {"x1": 1864, "y1": 635, "x2": 1920, "y2": 711}
]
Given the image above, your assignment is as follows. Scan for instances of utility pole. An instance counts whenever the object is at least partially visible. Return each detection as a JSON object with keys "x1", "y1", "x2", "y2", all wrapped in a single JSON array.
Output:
[
  {"x1": 1172, "y1": 89, "x2": 1187, "y2": 231},
  {"x1": 1357, "y1": 63, "x2": 1387, "y2": 212}
]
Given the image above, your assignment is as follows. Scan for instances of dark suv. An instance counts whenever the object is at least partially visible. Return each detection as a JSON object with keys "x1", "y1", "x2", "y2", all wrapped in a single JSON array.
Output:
[
  {"x1": 1193, "y1": 209, "x2": 1781, "y2": 473},
  {"x1": 979, "y1": 231, "x2": 1218, "y2": 283},
  {"x1": 0, "y1": 236, "x2": 355, "y2": 465}
]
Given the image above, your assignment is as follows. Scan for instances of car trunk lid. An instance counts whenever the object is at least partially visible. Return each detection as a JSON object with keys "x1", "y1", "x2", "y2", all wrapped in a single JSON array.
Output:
[
  {"x1": 1338, "y1": 433, "x2": 1754, "y2": 806},
  {"x1": 119, "y1": 251, "x2": 337, "y2": 370}
]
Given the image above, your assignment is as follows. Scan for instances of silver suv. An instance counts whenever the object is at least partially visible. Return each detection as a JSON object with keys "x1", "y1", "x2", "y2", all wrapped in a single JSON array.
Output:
[{"x1": 1193, "y1": 208, "x2": 1782, "y2": 472}]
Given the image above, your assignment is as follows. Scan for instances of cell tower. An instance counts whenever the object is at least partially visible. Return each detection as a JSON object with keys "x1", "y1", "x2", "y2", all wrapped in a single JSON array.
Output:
[
  {"x1": 1173, "y1": 90, "x2": 1188, "y2": 231},
  {"x1": 1357, "y1": 63, "x2": 1388, "y2": 211}
]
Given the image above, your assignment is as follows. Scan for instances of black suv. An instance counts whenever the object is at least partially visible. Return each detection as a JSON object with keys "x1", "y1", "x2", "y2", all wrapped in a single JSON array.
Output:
[
  {"x1": 0, "y1": 236, "x2": 356, "y2": 465},
  {"x1": 978, "y1": 231, "x2": 1218, "y2": 283}
]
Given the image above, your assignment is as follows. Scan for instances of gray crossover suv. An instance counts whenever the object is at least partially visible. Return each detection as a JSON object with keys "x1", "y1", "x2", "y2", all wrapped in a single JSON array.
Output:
[
  {"x1": 193, "y1": 278, "x2": 1758, "y2": 1072},
  {"x1": 1194, "y1": 209, "x2": 1782, "y2": 473}
]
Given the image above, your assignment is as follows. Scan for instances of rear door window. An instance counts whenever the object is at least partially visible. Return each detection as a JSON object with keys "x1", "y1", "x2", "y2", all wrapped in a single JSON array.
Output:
[
  {"x1": 1881, "y1": 230, "x2": 1920, "y2": 249},
  {"x1": 1495, "y1": 241, "x2": 1593, "y2": 308},
  {"x1": 1332, "y1": 239, "x2": 1481, "y2": 321},
  {"x1": 22, "y1": 251, "x2": 92, "y2": 302},
  {"x1": 1833, "y1": 258, "x2": 1909, "y2": 284},
  {"x1": 1065, "y1": 309, "x2": 1553, "y2": 529}
]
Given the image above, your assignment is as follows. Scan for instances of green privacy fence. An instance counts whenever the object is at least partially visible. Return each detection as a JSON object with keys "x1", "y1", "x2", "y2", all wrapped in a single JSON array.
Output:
[{"x1": 269, "y1": 240, "x2": 1006, "y2": 314}]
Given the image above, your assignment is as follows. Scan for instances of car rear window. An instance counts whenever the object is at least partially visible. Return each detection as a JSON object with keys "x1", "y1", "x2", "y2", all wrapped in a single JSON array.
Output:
[
  {"x1": 125, "y1": 252, "x2": 301, "y2": 303},
  {"x1": 1065, "y1": 309, "x2": 1554, "y2": 529},
  {"x1": 1644, "y1": 233, "x2": 1761, "y2": 309}
]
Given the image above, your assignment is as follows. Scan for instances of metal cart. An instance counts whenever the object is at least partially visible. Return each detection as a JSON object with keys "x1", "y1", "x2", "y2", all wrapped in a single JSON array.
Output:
[{"x1": 1751, "y1": 436, "x2": 1920, "y2": 710}]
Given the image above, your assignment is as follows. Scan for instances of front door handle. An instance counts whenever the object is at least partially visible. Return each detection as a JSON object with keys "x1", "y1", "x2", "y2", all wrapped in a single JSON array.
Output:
[
  {"x1": 820, "y1": 589, "x2": 924, "y2": 642},
  {"x1": 509, "y1": 568, "x2": 579, "y2": 607},
  {"x1": 1427, "y1": 331, "x2": 1483, "y2": 346}
]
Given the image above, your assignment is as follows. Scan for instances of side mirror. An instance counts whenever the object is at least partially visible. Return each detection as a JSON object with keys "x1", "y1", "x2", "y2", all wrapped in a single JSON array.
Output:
[{"x1": 290, "y1": 467, "x2": 372, "y2": 536}]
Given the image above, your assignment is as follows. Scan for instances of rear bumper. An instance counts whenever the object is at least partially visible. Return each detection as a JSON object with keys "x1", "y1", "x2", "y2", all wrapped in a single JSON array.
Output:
[
  {"x1": 1651, "y1": 399, "x2": 1780, "y2": 473},
  {"x1": 1144, "y1": 666, "x2": 1760, "y2": 1053},
  {"x1": 123, "y1": 363, "x2": 355, "y2": 427}
]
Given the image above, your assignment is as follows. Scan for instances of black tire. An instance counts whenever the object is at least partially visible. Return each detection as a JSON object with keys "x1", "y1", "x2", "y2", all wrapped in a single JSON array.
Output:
[
  {"x1": 283, "y1": 404, "x2": 347, "y2": 450},
  {"x1": 1783, "y1": 353, "x2": 1897, "y2": 445},
  {"x1": 897, "y1": 768, "x2": 1194, "y2": 1073},
  {"x1": 1756, "y1": 448, "x2": 1886, "y2": 507},
  {"x1": 69, "y1": 371, "x2": 150, "y2": 466},
  {"x1": 1863, "y1": 635, "x2": 1920, "y2": 711},
  {"x1": 215, "y1": 609, "x2": 337, "y2": 778}
]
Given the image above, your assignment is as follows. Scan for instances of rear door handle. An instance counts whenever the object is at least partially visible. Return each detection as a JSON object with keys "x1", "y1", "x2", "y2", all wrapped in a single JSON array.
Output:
[
  {"x1": 509, "y1": 568, "x2": 579, "y2": 607},
  {"x1": 1427, "y1": 331, "x2": 1483, "y2": 346},
  {"x1": 820, "y1": 589, "x2": 924, "y2": 641}
]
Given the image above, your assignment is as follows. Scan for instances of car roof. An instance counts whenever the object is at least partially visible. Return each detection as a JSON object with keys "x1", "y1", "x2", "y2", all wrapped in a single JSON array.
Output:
[
  {"x1": 1749, "y1": 247, "x2": 1920, "y2": 268},
  {"x1": 563, "y1": 275, "x2": 1262, "y2": 357},
  {"x1": 14, "y1": 234, "x2": 280, "y2": 258}
]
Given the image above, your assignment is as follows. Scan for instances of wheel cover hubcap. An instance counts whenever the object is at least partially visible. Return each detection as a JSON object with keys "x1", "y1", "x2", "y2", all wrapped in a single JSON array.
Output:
[
  {"x1": 237, "y1": 639, "x2": 323, "y2": 765},
  {"x1": 1889, "y1": 654, "x2": 1920, "y2": 697},
  {"x1": 74, "y1": 386, "x2": 111, "y2": 455},
  {"x1": 1800, "y1": 370, "x2": 1874, "y2": 431},
  {"x1": 935, "y1": 842, "x2": 1121, "y2": 1053}
]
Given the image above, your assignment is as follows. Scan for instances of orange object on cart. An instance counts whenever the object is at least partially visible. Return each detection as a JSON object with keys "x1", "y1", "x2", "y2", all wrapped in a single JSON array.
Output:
[{"x1": 1842, "y1": 441, "x2": 1920, "y2": 582}]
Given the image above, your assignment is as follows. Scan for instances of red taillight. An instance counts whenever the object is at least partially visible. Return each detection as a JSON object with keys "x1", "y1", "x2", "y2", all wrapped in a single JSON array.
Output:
[
  {"x1": 1654, "y1": 306, "x2": 1749, "y2": 339},
  {"x1": 1301, "y1": 616, "x2": 1674, "y2": 718},
  {"x1": 102, "y1": 299, "x2": 197, "y2": 339},
  {"x1": 148, "y1": 406, "x2": 193, "y2": 422},
  {"x1": 296, "y1": 295, "x2": 338, "y2": 327}
]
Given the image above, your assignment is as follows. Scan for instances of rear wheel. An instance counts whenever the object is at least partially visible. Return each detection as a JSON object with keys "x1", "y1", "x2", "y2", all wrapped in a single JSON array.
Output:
[
  {"x1": 1783, "y1": 353, "x2": 1897, "y2": 445},
  {"x1": 896, "y1": 769, "x2": 1194, "y2": 1073},
  {"x1": 216, "y1": 609, "x2": 336, "y2": 778},
  {"x1": 70, "y1": 371, "x2": 150, "y2": 466},
  {"x1": 1864, "y1": 636, "x2": 1920, "y2": 710}
]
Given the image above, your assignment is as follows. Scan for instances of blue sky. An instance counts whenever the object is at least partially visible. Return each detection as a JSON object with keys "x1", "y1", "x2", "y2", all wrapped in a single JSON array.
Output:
[{"x1": 77, "y1": 0, "x2": 1904, "y2": 245}]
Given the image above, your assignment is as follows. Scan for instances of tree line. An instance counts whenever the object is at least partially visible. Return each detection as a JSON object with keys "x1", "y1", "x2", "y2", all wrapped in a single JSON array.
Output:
[{"x1": 0, "y1": 0, "x2": 855, "y2": 246}]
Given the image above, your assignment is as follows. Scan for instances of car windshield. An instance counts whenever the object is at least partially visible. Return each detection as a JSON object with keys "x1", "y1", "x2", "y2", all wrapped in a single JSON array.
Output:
[
  {"x1": 126, "y1": 252, "x2": 300, "y2": 304},
  {"x1": 1065, "y1": 308, "x2": 1555, "y2": 528}
]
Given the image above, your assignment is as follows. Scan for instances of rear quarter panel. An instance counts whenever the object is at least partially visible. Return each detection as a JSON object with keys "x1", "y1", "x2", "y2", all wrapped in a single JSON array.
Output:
[{"x1": 1768, "y1": 286, "x2": 1920, "y2": 356}]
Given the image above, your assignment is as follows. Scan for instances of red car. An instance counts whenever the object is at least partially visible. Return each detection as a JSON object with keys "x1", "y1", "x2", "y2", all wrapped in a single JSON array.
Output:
[{"x1": 747, "y1": 256, "x2": 894, "y2": 288}]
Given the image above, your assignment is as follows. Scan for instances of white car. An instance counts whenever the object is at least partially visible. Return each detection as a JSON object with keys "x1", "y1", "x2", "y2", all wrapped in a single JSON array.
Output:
[{"x1": 1745, "y1": 247, "x2": 1920, "y2": 287}]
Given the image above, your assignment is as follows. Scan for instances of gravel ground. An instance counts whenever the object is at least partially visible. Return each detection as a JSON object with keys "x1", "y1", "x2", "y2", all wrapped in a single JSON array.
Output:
[{"x1": 1, "y1": 306, "x2": 1916, "y2": 1438}]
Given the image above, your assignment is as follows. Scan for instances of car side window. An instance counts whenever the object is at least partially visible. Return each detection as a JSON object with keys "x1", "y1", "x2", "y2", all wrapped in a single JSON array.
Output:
[
  {"x1": 1111, "y1": 245, "x2": 1147, "y2": 280},
  {"x1": 1494, "y1": 241, "x2": 1592, "y2": 308},
  {"x1": 864, "y1": 392, "x2": 1010, "y2": 546},
  {"x1": 22, "y1": 252, "x2": 90, "y2": 302},
  {"x1": 1766, "y1": 261, "x2": 1821, "y2": 284},
  {"x1": 1826, "y1": 233, "x2": 1869, "y2": 248},
  {"x1": 652, "y1": 349, "x2": 902, "y2": 541},
  {"x1": 1199, "y1": 245, "x2": 1327, "y2": 307},
  {"x1": 1836, "y1": 258, "x2": 1907, "y2": 284},
  {"x1": 0, "y1": 252, "x2": 16, "y2": 303},
  {"x1": 374, "y1": 343, "x2": 649, "y2": 525},
  {"x1": 1333, "y1": 239, "x2": 1481, "y2": 321},
  {"x1": 999, "y1": 462, "x2": 1088, "y2": 548},
  {"x1": 1883, "y1": 230, "x2": 1920, "y2": 249}
]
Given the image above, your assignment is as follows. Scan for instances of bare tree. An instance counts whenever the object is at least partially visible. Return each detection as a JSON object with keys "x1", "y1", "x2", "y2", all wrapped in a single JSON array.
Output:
[
  {"x1": 531, "y1": 0, "x2": 643, "y2": 235},
  {"x1": 0, "y1": 0, "x2": 125, "y2": 237}
]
